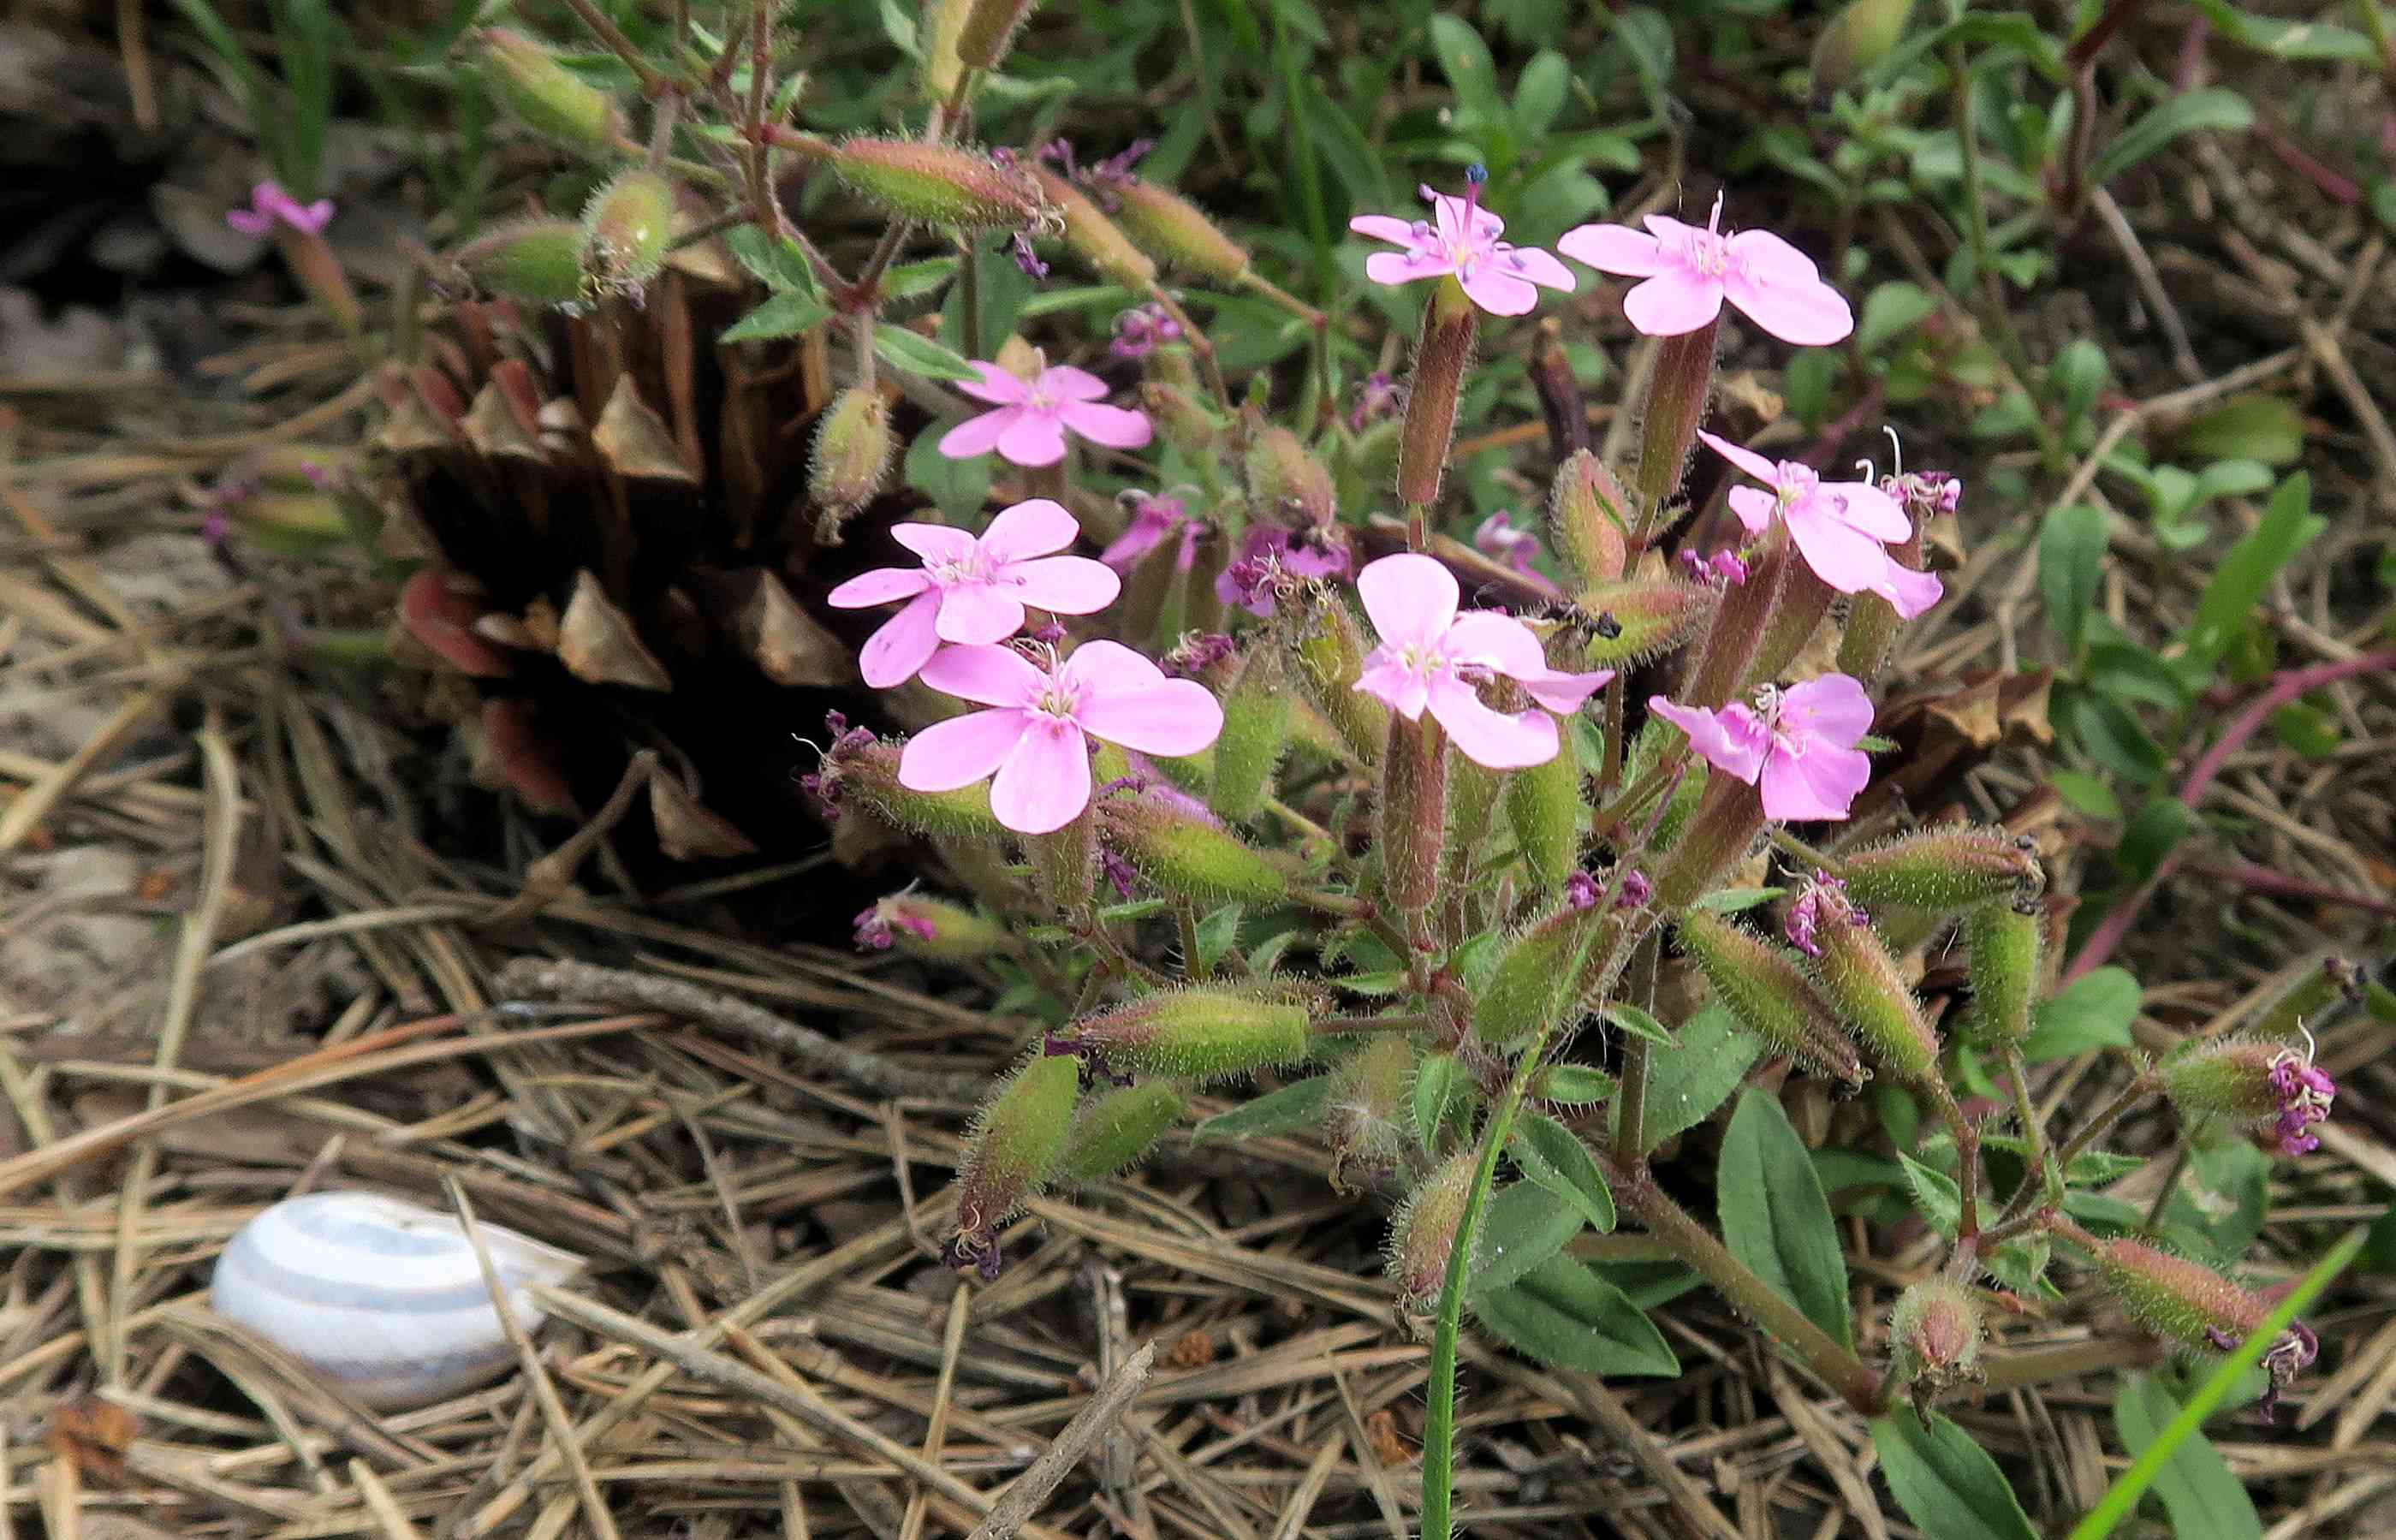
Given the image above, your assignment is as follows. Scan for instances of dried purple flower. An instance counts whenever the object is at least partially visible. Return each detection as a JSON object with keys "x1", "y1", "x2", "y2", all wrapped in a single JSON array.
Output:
[
  {"x1": 2267, "y1": 1043, "x2": 2336, "y2": 1156},
  {"x1": 1472, "y1": 511, "x2": 1543, "y2": 578},
  {"x1": 1010, "y1": 230, "x2": 1049, "y2": 279},
  {"x1": 1563, "y1": 871, "x2": 1600, "y2": 911},
  {"x1": 1615, "y1": 867, "x2": 1654, "y2": 909},
  {"x1": 1110, "y1": 301, "x2": 1182, "y2": 360},
  {"x1": 1349, "y1": 371, "x2": 1400, "y2": 432},
  {"x1": 1786, "y1": 875, "x2": 1863, "y2": 957}
]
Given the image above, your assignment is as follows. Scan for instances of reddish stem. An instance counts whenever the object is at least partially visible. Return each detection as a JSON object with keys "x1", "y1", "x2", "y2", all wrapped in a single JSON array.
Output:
[{"x1": 2189, "y1": 861, "x2": 2396, "y2": 919}]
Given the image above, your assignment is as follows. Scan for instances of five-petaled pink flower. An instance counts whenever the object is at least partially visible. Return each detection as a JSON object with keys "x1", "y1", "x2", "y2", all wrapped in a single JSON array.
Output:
[
  {"x1": 1349, "y1": 169, "x2": 1577, "y2": 318},
  {"x1": 1352, "y1": 553, "x2": 1611, "y2": 770},
  {"x1": 901, "y1": 639, "x2": 1224, "y2": 834},
  {"x1": 1649, "y1": 675, "x2": 1875, "y2": 822},
  {"x1": 1559, "y1": 193, "x2": 1851, "y2": 346},
  {"x1": 226, "y1": 181, "x2": 335, "y2": 237},
  {"x1": 937, "y1": 360, "x2": 1151, "y2": 467},
  {"x1": 827, "y1": 499, "x2": 1121, "y2": 687},
  {"x1": 1700, "y1": 431, "x2": 1941, "y2": 618}
]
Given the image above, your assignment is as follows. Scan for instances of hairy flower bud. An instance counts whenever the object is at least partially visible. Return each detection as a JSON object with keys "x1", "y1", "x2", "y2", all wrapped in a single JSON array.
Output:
[
  {"x1": 1209, "y1": 644, "x2": 1292, "y2": 823},
  {"x1": 2253, "y1": 954, "x2": 2364, "y2": 1044},
  {"x1": 1027, "y1": 165, "x2": 1156, "y2": 288},
  {"x1": 950, "y1": 1052, "x2": 1081, "y2": 1282},
  {"x1": 1573, "y1": 578, "x2": 1719, "y2": 669},
  {"x1": 834, "y1": 140, "x2": 1046, "y2": 229},
  {"x1": 477, "y1": 28, "x2": 623, "y2": 152},
  {"x1": 955, "y1": 0, "x2": 1041, "y2": 69},
  {"x1": 2161, "y1": 1036, "x2": 2336, "y2": 1156},
  {"x1": 1388, "y1": 1152, "x2": 1477, "y2": 1312},
  {"x1": 1811, "y1": 0, "x2": 1917, "y2": 93},
  {"x1": 1380, "y1": 716, "x2": 1448, "y2": 942},
  {"x1": 1113, "y1": 179, "x2": 1252, "y2": 282},
  {"x1": 1057, "y1": 989, "x2": 1311, "y2": 1080},
  {"x1": 1247, "y1": 426, "x2": 1335, "y2": 528},
  {"x1": 810, "y1": 386, "x2": 895, "y2": 532},
  {"x1": 1506, "y1": 740, "x2": 1585, "y2": 893},
  {"x1": 1326, "y1": 1037, "x2": 1415, "y2": 1181},
  {"x1": 1840, "y1": 827, "x2": 2043, "y2": 917},
  {"x1": 1798, "y1": 877, "x2": 1941, "y2": 1086},
  {"x1": 449, "y1": 220, "x2": 588, "y2": 306},
  {"x1": 1676, "y1": 910, "x2": 1867, "y2": 1085},
  {"x1": 580, "y1": 169, "x2": 675, "y2": 296},
  {"x1": 1634, "y1": 318, "x2": 1719, "y2": 517},
  {"x1": 1549, "y1": 450, "x2": 1632, "y2": 587},
  {"x1": 829, "y1": 734, "x2": 1005, "y2": 839},
  {"x1": 1139, "y1": 380, "x2": 1221, "y2": 459},
  {"x1": 1096, "y1": 785, "x2": 1290, "y2": 905},
  {"x1": 1397, "y1": 277, "x2": 1478, "y2": 507},
  {"x1": 1887, "y1": 1279, "x2": 1983, "y2": 1394},
  {"x1": 1293, "y1": 594, "x2": 1388, "y2": 764},
  {"x1": 1054, "y1": 1081, "x2": 1185, "y2": 1186},
  {"x1": 1962, "y1": 900, "x2": 2041, "y2": 1046},
  {"x1": 1650, "y1": 771, "x2": 1766, "y2": 913},
  {"x1": 853, "y1": 892, "x2": 1008, "y2": 961},
  {"x1": 2091, "y1": 1237, "x2": 2318, "y2": 1416},
  {"x1": 1474, "y1": 904, "x2": 1611, "y2": 1049}
]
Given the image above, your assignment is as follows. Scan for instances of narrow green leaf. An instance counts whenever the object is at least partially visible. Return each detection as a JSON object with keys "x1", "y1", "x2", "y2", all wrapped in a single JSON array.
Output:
[
  {"x1": 1897, "y1": 1150, "x2": 1964, "y2": 1235},
  {"x1": 1533, "y1": 1064, "x2": 1617, "y2": 1104},
  {"x1": 2185, "y1": 473, "x2": 2323, "y2": 664},
  {"x1": 2090, "y1": 88, "x2": 2254, "y2": 187},
  {"x1": 1427, "y1": 14, "x2": 1505, "y2": 127},
  {"x1": 721, "y1": 290, "x2": 833, "y2": 343},
  {"x1": 1472, "y1": 1181, "x2": 1588, "y2": 1295},
  {"x1": 1873, "y1": 1407, "x2": 2039, "y2": 1540},
  {"x1": 1413, "y1": 1052, "x2": 1470, "y2": 1153},
  {"x1": 1192, "y1": 1076, "x2": 1331, "y2": 1141},
  {"x1": 1194, "y1": 903, "x2": 1243, "y2": 975},
  {"x1": 1858, "y1": 281, "x2": 1937, "y2": 355},
  {"x1": 723, "y1": 226, "x2": 821, "y2": 298},
  {"x1": 1471, "y1": 1253, "x2": 1680, "y2": 1376},
  {"x1": 873, "y1": 323, "x2": 982, "y2": 383},
  {"x1": 2111, "y1": 1374, "x2": 2263, "y2": 1540},
  {"x1": 1602, "y1": 1002, "x2": 1677, "y2": 1046},
  {"x1": 2038, "y1": 502, "x2": 2108, "y2": 661},
  {"x1": 1719, "y1": 1088, "x2": 1852, "y2": 1348},
  {"x1": 1511, "y1": 1115, "x2": 1617, "y2": 1234}
]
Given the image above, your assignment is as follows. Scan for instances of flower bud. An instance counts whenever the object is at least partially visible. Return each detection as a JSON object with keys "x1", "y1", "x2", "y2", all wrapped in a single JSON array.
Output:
[
  {"x1": 853, "y1": 892, "x2": 1009, "y2": 961},
  {"x1": 950, "y1": 1052, "x2": 1081, "y2": 1282},
  {"x1": 826, "y1": 732, "x2": 1006, "y2": 840},
  {"x1": 1798, "y1": 877, "x2": 1941, "y2": 1086},
  {"x1": 920, "y1": 0, "x2": 972, "y2": 101},
  {"x1": 1811, "y1": 0, "x2": 1917, "y2": 93},
  {"x1": 1505, "y1": 740, "x2": 1585, "y2": 893},
  {"x1": 1887, "y1": 1279, "x2": 1982, "y2": 1393},
  {"x1": 1548, "y1": 451, "x2": 1631, "y2": 587},
  {"x1": 1634, "y1": 318, "x2": 1718, "y2": 517},
  {"x1": 1247, "y1": 426, "x2": 1335, "y2": 528},
  {"x1": 2161, "y1": 1037, "x2": 2335, "y2": 1156},
  {"x1": 1676, "y1": 910, "x2": 1866, "y2": 1085},
  {"x1": 1209, "y1": 644, "x2": 1291, "y2": 824},
  {"x1": 1649, "y1": 771, "x2": 1765, "y2": 913},
  {"x1": 2090, "y1": 1237, "x2": 2319, "y2": 1415},
  {"x1": 1055, "y1": 1082, "x2": 1185, "y2": 1186},
  {"x1": 1026, "y1": 815, "x2": 1097, "y2": 913},
  {"x1": 810, "y1": 385, "x2": 895, "y2": 534},
  {"x1": 1139, "y1": 380, "x2": 1221, "y2": 459},
  {"x1": 1293, "y1": 595, "x2": 1388, "y2": 764},
  {"x1": 1962, "y1": 900, "x2": 2040, "y2": 1046},
  {"x1": 1326, "y1": 1037, "x2": 1415, "y2": 1182},
  {"x1": 1112, "y1": 179, "x2": 1252, "y2": 282},
  {"x1": 1027, "y1": 165, "x2": 1156, "y2": 288},
  {"x1": 1380, "y1": 716, "x2": 1448, "y2": 942},
  {"x1": 1388, "y1": 1152, "x2": 1477, "y2": 1312},
  {"x1": 956, "y1": 0, "x2": 1041, "y2": 69},
  {"x1": 834, "y1": 140, "x2": 1047, "y2": 229},
  {"x1": 1573, "y1": 578, "x2": 1718, "y2": 669},
  {"x1": 1397, "y1": 277, "x2": 1478, "y2": 507},
  {"x1": 2253, "y1": 954, "x2": 2364, "y2": 1044},
  {"x1": 449, "y1": 220, "x2": 588, "y2": 306},
  {"x1": 580, "y1": 169, "x2": 675, "y2": 296},
  {"x1": 477, "y1": 28, "x2": 623, "y2": 152},
  {"x1": 1096, "y1": 786, "x2": 1290, "y2": 905},
  {"x1": 1058, "y1": 989, "x2": 1311, "y2": 1080},
  {"x1": 1840, "y1": 827, "x2": 2043, "y2": 918},
  {"x1": 1474, "y1": 904, "x2": 1611, "y2": 1049}
]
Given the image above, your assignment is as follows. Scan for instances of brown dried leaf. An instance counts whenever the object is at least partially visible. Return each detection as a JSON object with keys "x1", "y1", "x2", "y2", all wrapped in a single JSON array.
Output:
[
  {"x1": 48, "y1": 1394, "x2": 137, "y2": 1486},
  {"x1": 731, "y1": 568, "x2": 853, "y2": 687},
  {"x1": 648, "y1": 773, "x2": 759, "y2": 861},
  {"x1": 462, "y1": 380, "x2": 546, "y2": 464},
  {"x1": 558, "y1": 570, "x2": 672, "y2": 691},
  {"x1": 593, "y1": 374, "x2": 699, "y2": 485}
]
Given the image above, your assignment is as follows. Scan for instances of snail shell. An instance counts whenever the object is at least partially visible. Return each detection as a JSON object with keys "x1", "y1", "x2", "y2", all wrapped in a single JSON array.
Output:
[{"x1": 208, "y1": 1191, "x2": 586, "y2": 1410}]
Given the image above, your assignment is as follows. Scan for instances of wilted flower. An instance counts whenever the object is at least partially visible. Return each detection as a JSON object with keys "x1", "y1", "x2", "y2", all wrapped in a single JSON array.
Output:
[
  {"x1": 1472, "y1": 511, "x2": 1545, "y2": 579},
  {"x1": 1785, "y1": 874, "x2": 1864, "y2": 957},
  {"x1": 1700, "y1": 431, "x2": 1941, "y2": 617},
  {"x1": 227, "y1": 181, "x2": 335, "y2": 237},
  {"x1": 1099, "y1": 493, "x2": 1202, "y2": 574},
  {"x1": 1349, "y1": 167, "x2": 1577, "y2": 318},
  {"x1": 1216, "y1": 520, "x2": 1353, "y2": 616},
  {"x1": 2162, "y1": 1032, "x2": 2337, "y2": 1156},
  {"x1": 1037, "y1": 136, "x2": 1150, "y2": 207},
  {"x1": 1557, "y1": 193, "x2": 1851, "y2": 345},
  {"x1": 938, "y1": 360, "x2": 1153, "y2": 467},
  {"x1": 1349, "y1": 370, "x2": 1400, "y2": 431},
  {"x1": 1110, "y1": 301, "x2": 1182, "y2": 359},
  {"x1": 1649, "y1": 674, "x2": 1876, "y2": 822},
  {"x1": 1009, "y1": 231, "x2": 1049, "y2": 278},
  {"x1": 854, "y1": 898, "x2": 939, "y2": 950},
  {"x1": 2268, "y1": 1045, "x2": 2337, "y2": 1156},
  {"x1": 1563, "y1": 871, "x2": 1600, "y2": 911},
  {"x1": 826, "y1": 499, "x2": 1121, "y2": 687},
  {"x1": 1678, "y1": 547, "x2": 1750, "y2": 587}
]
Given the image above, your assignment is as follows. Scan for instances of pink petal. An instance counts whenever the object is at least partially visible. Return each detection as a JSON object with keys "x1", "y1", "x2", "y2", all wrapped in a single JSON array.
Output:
[
  {"x1": 954, "y1": 361, "x2": 1030, "y2": 406},
  {"x1": 933, "y1": 583, "x2": 1026, "y2": 645},
  {"x1": 1430, "y1": 191, "x2": 1470, "y2": 251},
  {"x1": 1057, "y1": 638, "x2": 1167, "y2": 695},
  {"x1": 1349, "y1": 214, "x2": 1427, "y2": 247},
  {"x1": 1074, "y1": 677, "x2": 1225, "y2": 757},
  {"x1": 1459, "y1": 266, "x2": 1541, "y2": 317},
  {"x1": 1039, "y1": 366, "x2": 1111, "y2": 402},
  {"x1": 1621, "y1": 269, "x2": 1726, "y2": 338},
  {"x1": 858, "y1": 592, "x2": 943, "y2": 687},
  {"x1": 1778, "y1": 674, "x2": 1875, "y2": 748},
  {"x1": 1784, "y1": 502, "x2": 1894, "y2": 594},
  {"x1": 1445, "y1": 612, "x2": 1549, "y2": 677},
  {"x1": 1820, "y1": 480, "x2": 1910, "y2": 542},
  {"x1": 918, "y1": 642, "x2": 1045, "y2": 708},
  {"x1": 891, "y1": 522, "x2": 978, "y2": 564},
  {"x1": 1640, "y1": 213, "x2": 1703, "y2": 243},
  {"x1": 1868, "y1": 558, "x2": 1943, "y2": 621},
  {"x1": 291, "y1": 199, "x2": 336, "y2": 234},
  {"x1": 1504, "y1": 246, "x2": 1578, "y2": 292},
  {"x1": 937, "y1": 407, "x2": 1017, "y2": 460},
  {"x1": 1517, "y1": 666, "x2": 1614, "y2": 716},
  {"x1": 978, "y1": 497, "x2": 1079, "y2": 562},
  {"x1": 1056, "y1": 401, "x2": 1152, "y2": 452},
  {"x1": 990, "y1": 718, "x2": 1091, "y2": 834},
  {"x1": 899, "y1": 707, "x2": 1030, "y2": 792},
  {"x1": 1727, "y1": 228, "x2": 1825, "y2": 284},
  {"x1": 996, "y1": 411, "x2": 1070, "y2": 467},
  {"x1": 1759, "y1": 742, "x2": 1869, "y2": 822},
  {"x1": 1427, "y1": 677, "x2": 1560, "y2": 770},
  {"x1": 1003, "y1": 555, "x2": 1120, "y2": 615},
  {"x1": 226, "y1": 207, "x2": 274, "y2": 236},
  {"x1": 827, "y1": 565, "x2": 933, "y2": 609},
  {"x1": 1357, "y1": 655, "x2": 1429, "y2": 719},
  {"x1": 1648, "y1": 696, "x2": 1766, "y2": 782},
  {"x1": 1697, "y1": 430, "x2": 1786, "y2": 489},
  {"x1": 1727, "y1": 485, "x2": 1780, "y2": 536},
  {"x1": 1355, "y1": 553, "x2": 1458, "y2": 651},
  {"x1": 1722, "y1": 267, "x2": 1854, "y2": 347},
  {"x1": 1366, "y1": 250, "x2": 1452, "y2": 288},
  {"x1": 1555, "y1": 223, "x2": 1667, "y2": 276}
]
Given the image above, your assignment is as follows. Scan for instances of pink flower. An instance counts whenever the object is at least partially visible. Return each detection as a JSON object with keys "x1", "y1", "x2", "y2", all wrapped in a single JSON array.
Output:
[
  {"x1": 900, "y1": 640, "x2": 1224, "y2": 834},
  {"x1": 1099, "y1": 494, "x2": 1201, "y2": 574},
  {"x1": 936, "y1": 360, "x2": 1152, "y2": 467},
  {"x1": 1700, "y1": 431, "x2": 1941, "y2": 618},
  {"x1": 1557, "y1": 193, "x2": 1851, "y2": 345},
  {"x1": 2267, "y1": 1045, "x2": 2335, "y2": 1156},
  {"x1": 1348, "y1": 169, "x2": 1577, "y2": 318},
  {"x1": 827, "y1": 498, "x2": 1121, "y2": 687},
  {"x1": 1217, "y1": 520, "x2": 1353, "y2": 616},
  {"x1": 1649, "y1": 675, "x2": 1875, "y2": 822},
  {"x1": 1352, "y1": 553, "x2": 1612, "y2": 770},
  {"x1": 226, "y1": 181, "x2": 335, "y2": 238}
]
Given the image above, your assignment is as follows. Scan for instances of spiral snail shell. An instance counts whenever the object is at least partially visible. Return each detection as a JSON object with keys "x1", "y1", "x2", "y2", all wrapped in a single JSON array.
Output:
[{"x1": 208, "y1": 1191, "x2": 586, "y2": 1409}]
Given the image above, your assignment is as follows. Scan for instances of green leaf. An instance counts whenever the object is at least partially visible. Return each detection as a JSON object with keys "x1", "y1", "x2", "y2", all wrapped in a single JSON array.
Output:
[
  {"x1": 878, "y1": 258, "x2": 959, "y2": 302},
  {"x1": 1194, "y1": 903, "x2": 1243, "y2": 975},
  {"x1": 872, "y1": 323, "x2": 981, "y2": 383},
  {"x1": 2110, "y1": 1375, "x2": 2263, "y2": 1540},
  {"x1": 2024, "y1": 966, "x2": 2142, "y2": 1061},
  {"x1": 1614, "y1": 1006, "x2": 1760, "y2": 1152},
  {"x1": 1533, "y1": 1063, "x2": 1617, "y2": 1104},
  {"x1": 1719, "y1": 1089, "x2": 1853, "y2": 1348},
  {"x1": 904, "y1": 419, "x2": 993, "y2": 520},
  {"x1": 1512, "y1": 50, "x2": 1572, "y2": 139},
  {"x1": 1688, "y1": 886, "x2": 1786, "y2": 914},
  {"x1": 2038, "y1": 502, "x2": 2108, "y2": 661},
  {"x1": 723, "y1": 226, "x2": 821, "y2": 298},
  {"x1": 1601, "y1": 1002, "x2": 1677, "y2": 1046},
  {"x1": 1511, "y1": 1115, "x2": 1617, "y2": 1234},
  {"x1": 2050, "y1": 770, "x2": 2123, "y2": 821},
  {"x1": 2172, "y1": 393, "x2": 2304, "y2": 465},
  {"x1": 1473, "y1": 1181, "x2": 1589, "y2": 1295},
  {"x1": 1427, "y1": 15, "x2": 1505, "y2": 127},
  {"x1": 1873, "y1": 1407, "x2": 2039, "y2": 1540},
  {"x1": 1897, "y1": 1151, "x2": 1965, "y2": 1235},
  {"x1": 2190, "y1": 0, "x2": 2373, "y2": 62},
  {"x1": 1858, "y1": 281, "x2": 1937, "y2": 355},
  {"x1": 1192, "y1": 1075, "x2": 1332, "y2": 1141},
  {"x1": 1413, "y1": 1052, "x2": 1471, "y2": 1153},
  {"x1": 2050, "y1": 338, "x2": 2111, "y2": 424},
  {"x1": 2186, "y1": 473, "x2": 2323, "y2": 664},
  {"x1": 2091, "y1": 88, "x2": 2254, "y2": 187},
  {"x1": 2114, "y1": 797, "x2": 2191, "y2": 887},
  {"x1": 721, "y1": 290, "x2": 833, "y2": 343},
  {"x1": 1471, "y1": 1253, "x2": 1680, "y2": 1376}
]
